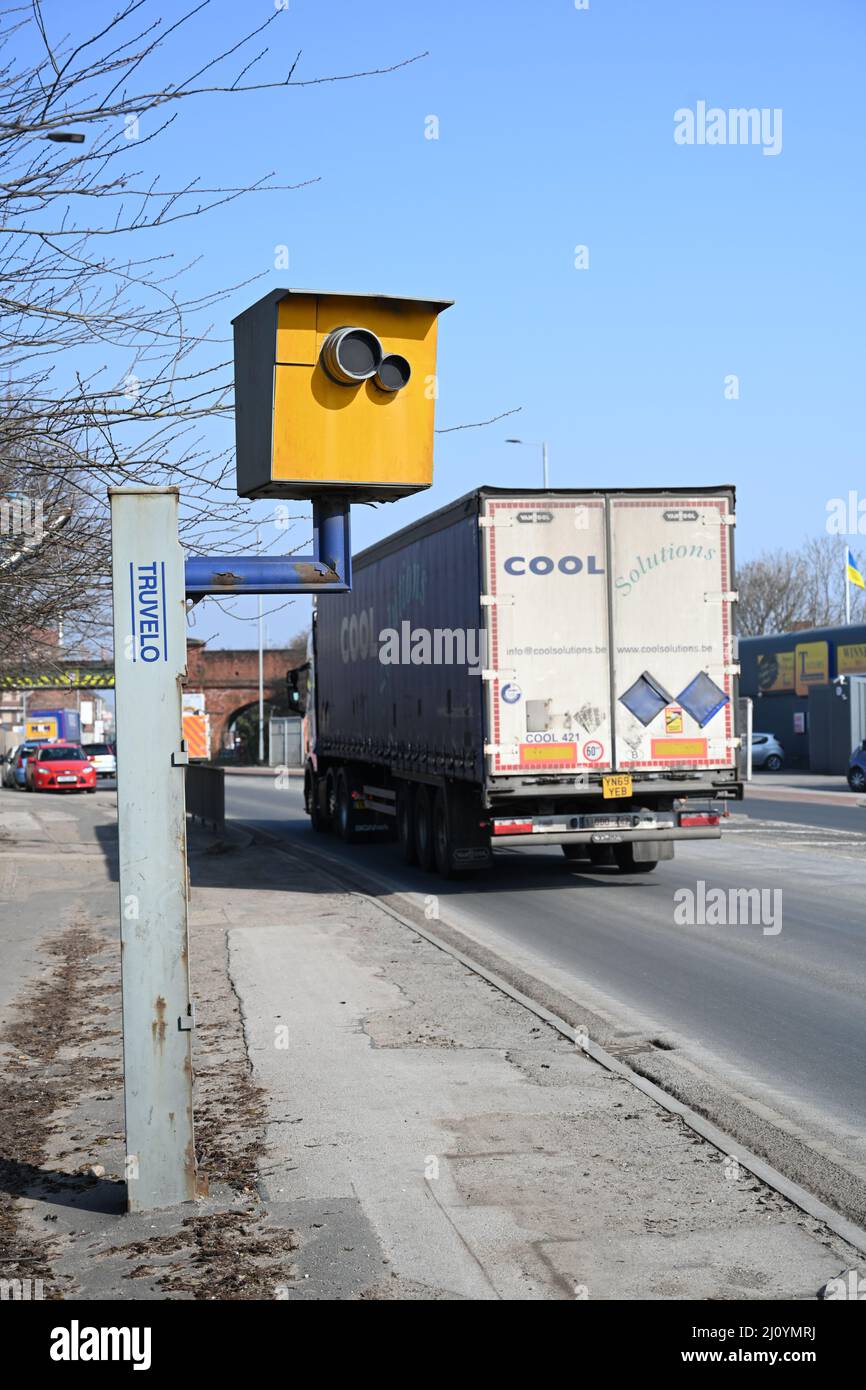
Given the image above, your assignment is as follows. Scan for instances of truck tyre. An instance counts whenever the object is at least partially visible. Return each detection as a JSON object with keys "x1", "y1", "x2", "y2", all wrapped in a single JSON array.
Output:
[
  {"x1": 311, "y1": 777, "x2": 329, "y2": 832},
  {"x1": 324, "y1": 769, "x2": 338, "y2": 829},
  {"x1": 414, "y1": 785, "x2": 435, "y2": 871},
  {"x1": 561, "y1": 844, "x2": 588, "y2": 861},
  {"x1": 613, "y1": 843, "x2": 658, "y2": 874},
  {"x1": 433, "y1": 790, "x2": 455, "y2": 879},
  {"x1": 396, "y1": 784, "x2": 417, "y2": 864},
  {"x1": 335, "y1": 769, "x2": 358, "y2": 843}
]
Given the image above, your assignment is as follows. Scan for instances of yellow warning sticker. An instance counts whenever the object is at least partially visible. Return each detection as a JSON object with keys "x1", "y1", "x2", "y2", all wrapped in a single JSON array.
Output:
[
  {"x1": 519, "y1": 742, "x2": 578, "y2": 767},
  {"x1": 664, "y1": 705, "x2": 683, "y2": 734},
  {"x1": 651, "y1": 738, "x2": 707, "y2": 760}
]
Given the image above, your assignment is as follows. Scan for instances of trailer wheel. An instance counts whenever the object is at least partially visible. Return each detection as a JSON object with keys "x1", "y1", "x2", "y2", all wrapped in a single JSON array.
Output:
[
  {"x1": 324, "y1": 769, "x2": 338, "y2": 828},
  {"x1": 396, "y1": 784, "x2": 417, "y2": 864},
  {"x1": 414, "y1": 785, "x2": 435, "y2": 871},
  {"x1": 613, "y1": 843, "x2": 658, "y2": 874},
  {"x1": 306, "y1": 772, "x2": 327, "y2": 833},
  {"x1": 335, "y1": 769, "x2": 358, "y2": 843},
  {"x1": 433, "y1": 790, "x2": 455, "y2": 878}
]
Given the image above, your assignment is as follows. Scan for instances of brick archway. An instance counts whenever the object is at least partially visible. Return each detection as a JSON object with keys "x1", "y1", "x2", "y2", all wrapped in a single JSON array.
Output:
[{"x1": 184, "y1": 639, "x2": 304, "y2": 755}]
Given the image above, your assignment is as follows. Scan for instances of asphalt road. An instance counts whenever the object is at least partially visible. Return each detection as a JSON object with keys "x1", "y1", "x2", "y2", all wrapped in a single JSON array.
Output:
[
  {"x1": 742, "y1": 796, "x2": 863, "y2": 832},
  {"x1": 743, "y1": 776, "x2": 866, "y2": 834},
  {"x1": 225, "y1": 773, "x2": 866, "y2": 1179}
]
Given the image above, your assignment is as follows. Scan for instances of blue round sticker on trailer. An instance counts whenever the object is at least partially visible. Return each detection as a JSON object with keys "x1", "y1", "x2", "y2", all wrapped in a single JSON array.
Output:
[{"x1": 501, "y1": 684, "x2": 522, "y2": 703}]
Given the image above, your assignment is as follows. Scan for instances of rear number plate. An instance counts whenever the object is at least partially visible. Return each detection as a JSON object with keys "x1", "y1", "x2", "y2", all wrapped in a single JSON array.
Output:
[{"x1": 603, "y1": 774, "x2": 632, "y2": 799}]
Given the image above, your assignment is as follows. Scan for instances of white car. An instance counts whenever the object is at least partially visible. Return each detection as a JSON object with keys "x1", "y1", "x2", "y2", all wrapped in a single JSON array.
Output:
[{"x1": 83, "y1": 742, "x2": 117, "y2": 779}]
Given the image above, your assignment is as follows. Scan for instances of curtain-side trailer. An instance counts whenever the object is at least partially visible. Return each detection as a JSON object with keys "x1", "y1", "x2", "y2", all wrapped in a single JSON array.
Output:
[{"x1": 304, "y1": 486, "x2": 744, "y2": 877}]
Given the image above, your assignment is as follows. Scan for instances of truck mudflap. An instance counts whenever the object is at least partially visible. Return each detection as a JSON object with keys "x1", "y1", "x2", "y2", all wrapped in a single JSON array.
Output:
[{"x1": 489, "y1": 808, "x2": 721, "y2": 848}]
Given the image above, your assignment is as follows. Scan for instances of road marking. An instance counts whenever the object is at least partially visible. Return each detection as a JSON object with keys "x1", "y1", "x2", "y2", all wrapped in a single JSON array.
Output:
[{"x1": 722, "y1": 816, "x2": 866, "y2": 857}]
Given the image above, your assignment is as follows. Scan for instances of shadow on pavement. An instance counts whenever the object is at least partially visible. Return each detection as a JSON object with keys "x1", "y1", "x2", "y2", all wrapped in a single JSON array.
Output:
[{"x1": 0, "y1": 1157, "x2": 126, "y2": 1215}]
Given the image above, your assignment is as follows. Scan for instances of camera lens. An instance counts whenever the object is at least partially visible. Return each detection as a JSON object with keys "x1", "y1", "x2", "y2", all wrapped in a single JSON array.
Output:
[
  {"x1": 320, "y1": 326, "x2": 383, "y2": 385},
  {"x1": 374, "y1": 353, "x2": 411, "y2": 393}
]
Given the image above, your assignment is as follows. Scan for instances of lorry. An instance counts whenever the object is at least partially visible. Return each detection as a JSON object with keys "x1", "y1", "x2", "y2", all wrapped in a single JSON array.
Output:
[
  {"x1": 303, "y1": 486, "x2": 745, "y2": 877},
  {"x1": 25, "y1": 707, "x2": 81, "y2": 743}
]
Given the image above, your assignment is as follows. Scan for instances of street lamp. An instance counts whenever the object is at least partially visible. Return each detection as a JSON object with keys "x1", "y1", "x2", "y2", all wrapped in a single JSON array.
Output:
[
  {"x1": 0, "y1": 126, "x2": 85, "y2": 143},
  {"x1": 506, "y1": 438, "x2": 549, "y2": 488}
]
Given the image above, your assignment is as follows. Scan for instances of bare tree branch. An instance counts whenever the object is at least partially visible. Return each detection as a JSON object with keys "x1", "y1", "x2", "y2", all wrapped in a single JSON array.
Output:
[
  {"x1": 436, "y1": 406, "x2": 522, "y2": 434},
  {"x1": 0, "y1": 1, "x2": 428, "y2": 659},
  {"x1": 737, "y1": 536, "x2": 864, "y2": 636}
]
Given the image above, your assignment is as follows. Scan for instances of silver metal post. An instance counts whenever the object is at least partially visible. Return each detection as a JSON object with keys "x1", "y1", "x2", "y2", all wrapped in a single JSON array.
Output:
[
  {"x1": 505, "y1": 437, "x2": 550, "y2": 489},
  {"x1": 110, "y1": 487, "x2": 197, "y2": 1211}
]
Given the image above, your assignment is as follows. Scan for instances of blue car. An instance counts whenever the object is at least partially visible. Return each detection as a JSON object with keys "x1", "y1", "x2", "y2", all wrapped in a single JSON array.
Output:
[
  {"x1": 10, "y1": 740, "x2": 48, "y2": 789},
  {"x1": 848, "y1": 741, "x2": 866, "y2": 793}
]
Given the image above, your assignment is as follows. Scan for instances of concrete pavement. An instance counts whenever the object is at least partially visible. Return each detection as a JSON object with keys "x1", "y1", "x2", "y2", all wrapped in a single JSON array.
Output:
[{"x1": 225, "y1": 774, "x2": 866, "y2": 1229}]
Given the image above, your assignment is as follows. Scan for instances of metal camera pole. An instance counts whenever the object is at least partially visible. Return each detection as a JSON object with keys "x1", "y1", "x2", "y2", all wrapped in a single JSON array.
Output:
[{"x1": 110, "y1": 487, "x2": 196, "y2": 1210}]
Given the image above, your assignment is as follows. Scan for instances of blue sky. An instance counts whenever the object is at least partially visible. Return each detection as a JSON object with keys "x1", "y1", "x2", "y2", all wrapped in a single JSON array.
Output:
[{"x1": 77, "y1": 0, "x2": 866, "y2": 646}]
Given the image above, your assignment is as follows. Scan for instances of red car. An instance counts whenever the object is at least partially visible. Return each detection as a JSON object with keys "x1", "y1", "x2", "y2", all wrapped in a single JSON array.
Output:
[{"x1": 25, "y1": 743, "x2": 98, "y2": 794}]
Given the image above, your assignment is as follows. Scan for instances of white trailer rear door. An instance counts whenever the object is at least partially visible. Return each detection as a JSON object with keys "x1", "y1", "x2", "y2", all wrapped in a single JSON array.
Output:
[
  {"x1": 481, "y1": 496, "x2": 613, "y2": 773},
  {"x1": 609, "y1": 495, "x2": 736, "y2": 771}
]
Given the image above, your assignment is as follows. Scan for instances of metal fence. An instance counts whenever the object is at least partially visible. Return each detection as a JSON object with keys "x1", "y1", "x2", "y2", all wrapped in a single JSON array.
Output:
[{"x1": 185, "y1": 762, "x2": 225, "y2": 829}]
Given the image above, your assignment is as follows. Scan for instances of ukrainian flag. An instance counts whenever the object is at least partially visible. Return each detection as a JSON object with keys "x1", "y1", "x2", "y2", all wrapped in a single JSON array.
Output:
[{"x1": 847, "y1": 548, "x2": 865, "y2": 590}]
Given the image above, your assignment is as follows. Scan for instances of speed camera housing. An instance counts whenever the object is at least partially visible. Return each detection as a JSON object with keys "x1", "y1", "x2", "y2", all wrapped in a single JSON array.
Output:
[{"x1": 232, "y1": 288, "x2": 451, "y2": 502}]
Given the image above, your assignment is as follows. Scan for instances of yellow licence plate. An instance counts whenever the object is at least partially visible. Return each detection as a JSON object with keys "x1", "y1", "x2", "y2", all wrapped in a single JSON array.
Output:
[{"x1": 602, "y1": 774, "x2": 632, "y2": 799}]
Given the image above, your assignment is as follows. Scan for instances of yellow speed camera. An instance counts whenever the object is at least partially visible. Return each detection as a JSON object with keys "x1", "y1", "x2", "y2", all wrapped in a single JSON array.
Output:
[{"x1": 233, "y1": 288, "x2": 452, "y2": 502}]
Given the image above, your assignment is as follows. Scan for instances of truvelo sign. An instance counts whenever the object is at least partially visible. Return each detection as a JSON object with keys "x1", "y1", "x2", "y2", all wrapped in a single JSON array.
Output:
[{"x1": 129, "y1": 560, "x2": 168, "y2": 663}]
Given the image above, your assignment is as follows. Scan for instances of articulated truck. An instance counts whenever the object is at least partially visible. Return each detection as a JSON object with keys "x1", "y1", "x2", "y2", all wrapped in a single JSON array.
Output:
[{"x1": 303, "y1": 487, "x2": 745, "y2": 877}]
